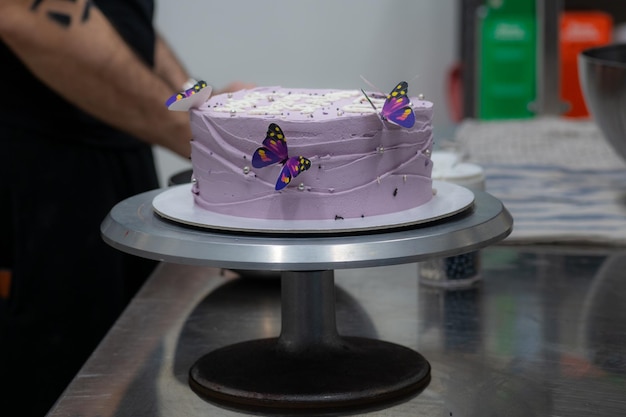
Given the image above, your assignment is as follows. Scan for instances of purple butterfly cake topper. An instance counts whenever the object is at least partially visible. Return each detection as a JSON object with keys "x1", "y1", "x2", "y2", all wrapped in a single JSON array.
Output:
[
  {"x1": 252, "y1": 123, "x2": 312, "y2": 191},
  {"x1": 361, "y1": 81, "x2": 416, "y2": 129},
  {"x1": 165, "y1": 80, "x2": 212, "y2": 111}
]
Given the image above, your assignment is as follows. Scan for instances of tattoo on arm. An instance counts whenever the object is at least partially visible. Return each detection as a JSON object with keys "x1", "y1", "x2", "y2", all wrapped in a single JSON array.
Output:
[
  {"x1": 31, "y1": 0, "x2": 94, "y2": 28},
  {"x1": 81, "y1": 0, "x2": 92, "y2": 22},
  {"x1": 30, "y1": 0, "x2": 45, "y2": 9}
]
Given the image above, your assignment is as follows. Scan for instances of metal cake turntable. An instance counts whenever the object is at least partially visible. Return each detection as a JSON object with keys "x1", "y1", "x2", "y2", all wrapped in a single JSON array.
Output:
[{"x1": 101, "y1": 183, "x2": 512, "y2": 414}]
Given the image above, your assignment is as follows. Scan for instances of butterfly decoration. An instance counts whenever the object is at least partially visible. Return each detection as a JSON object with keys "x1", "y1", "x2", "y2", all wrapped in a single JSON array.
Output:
[
  {"x1": 252, "y1": 123, "x2": 312, "y2": 191},
  {"x1": 361, "y1": 81, "x2": 416, "y2": 128},
  {"x1": 165, "y1": 80, "x2": 212, "y2": 111}
]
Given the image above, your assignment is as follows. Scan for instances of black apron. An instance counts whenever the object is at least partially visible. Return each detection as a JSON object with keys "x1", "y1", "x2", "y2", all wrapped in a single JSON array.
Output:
[{"x1": 0, "y1": 1, "x2": 160, "y2": 415}]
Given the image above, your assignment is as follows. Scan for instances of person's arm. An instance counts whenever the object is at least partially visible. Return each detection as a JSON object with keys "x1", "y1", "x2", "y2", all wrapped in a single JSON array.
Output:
[
  {"x1": 153, "y1": 33, "x2": 191, "y2": 93},
  {"x1": 0, "y1": 0, "x2": 192, "y2": 158}
]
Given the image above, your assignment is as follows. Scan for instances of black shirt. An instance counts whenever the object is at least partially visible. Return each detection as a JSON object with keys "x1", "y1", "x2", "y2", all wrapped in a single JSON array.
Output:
[{"x1": 0, "y1": 0, "x2": 155, "y2": 148}]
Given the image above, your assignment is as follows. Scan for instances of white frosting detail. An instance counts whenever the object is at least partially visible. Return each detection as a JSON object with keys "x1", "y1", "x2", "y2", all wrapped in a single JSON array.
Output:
[{"x1": 211, "y1": 90, "x2": 387, "y2": 116}]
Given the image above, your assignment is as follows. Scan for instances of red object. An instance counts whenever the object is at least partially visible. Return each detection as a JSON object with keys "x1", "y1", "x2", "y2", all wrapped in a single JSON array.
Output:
[
  {"x1": 560, "y1": 11, "x2": 613, "y2": 118},
  {"x1": 446, "y1": 62, "x2": 463, "y2": 122}
]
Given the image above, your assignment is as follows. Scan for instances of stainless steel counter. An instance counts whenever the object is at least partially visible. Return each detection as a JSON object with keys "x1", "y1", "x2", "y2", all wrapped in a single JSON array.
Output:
[{"x1": 48, "y1": 246, "x2": 626, "y2": 416}]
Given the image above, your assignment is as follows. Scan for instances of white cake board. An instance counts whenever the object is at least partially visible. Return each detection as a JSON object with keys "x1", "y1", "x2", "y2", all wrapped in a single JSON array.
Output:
[{"x1": 151, "y1": 181, "x2": 474, "y2": 234}]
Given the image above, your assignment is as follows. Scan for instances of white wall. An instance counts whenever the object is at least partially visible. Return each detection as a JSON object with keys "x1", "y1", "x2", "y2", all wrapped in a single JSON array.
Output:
[{"x1": 153, "y1": 0, "x2": 459, "y2": 186}]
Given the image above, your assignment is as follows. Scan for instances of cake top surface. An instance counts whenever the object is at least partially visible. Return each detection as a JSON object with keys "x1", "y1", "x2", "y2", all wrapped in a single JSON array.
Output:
[{"x1": 198, "y1": 86, "x2": 433, "y2": 121}]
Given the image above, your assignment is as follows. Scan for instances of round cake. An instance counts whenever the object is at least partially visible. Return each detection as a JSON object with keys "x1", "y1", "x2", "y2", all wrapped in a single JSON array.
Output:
[{"x1": 188, "y1": 86, "x2": 434, "y2": 221}]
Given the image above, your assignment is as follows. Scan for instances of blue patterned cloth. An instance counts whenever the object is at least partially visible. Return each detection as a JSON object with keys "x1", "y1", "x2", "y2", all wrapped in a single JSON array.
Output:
[{"x1": 452, "y1": 117, "x2": 626, "y2": 245}]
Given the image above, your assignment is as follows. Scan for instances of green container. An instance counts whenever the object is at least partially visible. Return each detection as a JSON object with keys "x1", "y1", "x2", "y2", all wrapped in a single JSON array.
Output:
[{"x1": 478, "y1": 8, "x2": 537, "y2": 119}]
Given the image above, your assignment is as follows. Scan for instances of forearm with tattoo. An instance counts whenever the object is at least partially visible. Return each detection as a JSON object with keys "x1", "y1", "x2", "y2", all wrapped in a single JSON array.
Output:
[{"x1": 0, "y1": 0, "x2": 193, "y2": 157}]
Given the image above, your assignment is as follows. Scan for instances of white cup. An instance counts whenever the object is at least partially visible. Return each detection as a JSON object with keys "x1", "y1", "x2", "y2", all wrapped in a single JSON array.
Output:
[{"x1": 419, "y1": 152, "x2": 485, "y2": 289}]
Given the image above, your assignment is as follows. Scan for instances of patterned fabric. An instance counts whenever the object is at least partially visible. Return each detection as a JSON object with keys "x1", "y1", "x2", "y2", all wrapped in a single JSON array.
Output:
[{"x1": 452, "y1": 117, "x2": 626, "y2": 245}]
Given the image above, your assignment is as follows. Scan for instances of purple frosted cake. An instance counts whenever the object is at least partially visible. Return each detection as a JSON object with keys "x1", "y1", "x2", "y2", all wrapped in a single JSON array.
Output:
[{"x1": 189, "y1": 86, "x2": 434, "y2": 221}]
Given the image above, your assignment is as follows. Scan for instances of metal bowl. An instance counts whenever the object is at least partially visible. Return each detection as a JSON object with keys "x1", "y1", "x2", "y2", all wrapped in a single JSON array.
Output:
[{"x1": 579, "y1": 44, "x2": 626, "y2": 162}]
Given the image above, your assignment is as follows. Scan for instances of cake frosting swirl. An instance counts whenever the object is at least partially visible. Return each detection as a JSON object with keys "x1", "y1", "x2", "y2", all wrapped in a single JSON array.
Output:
[{"x1": 189, "y1": 86, "x2": 434, "y2": 221}]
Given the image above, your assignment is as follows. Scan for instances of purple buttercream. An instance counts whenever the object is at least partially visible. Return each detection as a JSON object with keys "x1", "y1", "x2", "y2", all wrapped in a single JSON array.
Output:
[{"x1": 189, "y1": 87, "x2": 434, "y2": 220}]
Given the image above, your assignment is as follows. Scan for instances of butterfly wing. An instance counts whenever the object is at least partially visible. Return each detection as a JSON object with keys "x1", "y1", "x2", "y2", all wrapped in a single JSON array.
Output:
[
  {"x1": 275, "y1": 156, "x2": 311, "y2": 190},
  {"x1": 381, "y1": 81, "x2": 416, "y2": 128},
  {"x1": 165, "y1": 92, "x2": 186, "y2": 108},
  {"x1": 386, "y1": 105, "x2": 416, "y2": 128},
  {"x1": 166, "y1": 80, "x2": 212, "y2": 111},
  {"x1": 252, "y1": 123, "x2": 289, "y2": 168}
]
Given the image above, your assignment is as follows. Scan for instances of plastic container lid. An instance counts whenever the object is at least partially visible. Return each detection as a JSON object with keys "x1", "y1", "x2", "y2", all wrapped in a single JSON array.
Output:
[{"x1": 431, "y1": 152, "x2": 486, "y2": 192}]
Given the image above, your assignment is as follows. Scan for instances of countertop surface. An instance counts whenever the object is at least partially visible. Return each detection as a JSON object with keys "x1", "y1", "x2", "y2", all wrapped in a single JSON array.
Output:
[
  {"x1": 48, "y1": 116, "x2": 626, "y2": 415},
  {"x1": 48, "y1": 245, "x2": 626, "y2": 416}
]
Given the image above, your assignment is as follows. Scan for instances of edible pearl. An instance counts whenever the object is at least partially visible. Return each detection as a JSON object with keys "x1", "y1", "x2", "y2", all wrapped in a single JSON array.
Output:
[
  {"x1": 243, "y1": 166, "x2": 250, "y2": 174},
  {"x1": 377, "y1": 146, "x2": 384, "y2": 154},
  {"x1": 337, "y1": 110, "x2": 344, "y2": 116},
  {"x1": 418, "y1": 94, "x2": 425, "y2": 100},
  {"x1": 191, "y1": 177, "x2": 197, "y2": 184},
  {"x1": 298, "y1": 183, "x2": 305, "y2": 191}
]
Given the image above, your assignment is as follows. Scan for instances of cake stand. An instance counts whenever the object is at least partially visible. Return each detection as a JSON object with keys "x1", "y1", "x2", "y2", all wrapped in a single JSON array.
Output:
[{"x1": 101, "y1": 187, "x2": 512, "y2": 414}]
